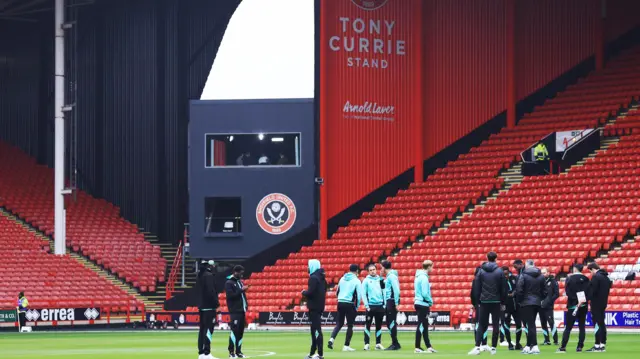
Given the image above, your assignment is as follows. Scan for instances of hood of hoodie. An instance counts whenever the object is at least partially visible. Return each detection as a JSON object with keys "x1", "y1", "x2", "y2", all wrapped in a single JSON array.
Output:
[
  {"x1": 386, "y1": 269, "x2": 398, "y2": 278},
  {"x1": 342, "y1": 272, "x2": 358, "y2": 281},
  {"x1": 571, "y1": 273, "x2": 589, "y2": 282},
  {"x1": 482, "y1": 261, "x2": 499, "y2": 272},
  {"x1": 597, "y1": 269, "x2": 609, "y2": 277},
  {"x1": 366, "y1": 274, "x2": 380, "y2": 280},
  {"x1": 524, "y1": 267, "x2": 542, "y2": 277},
  {"x1": 308, "y1": 259, "x2": 321, "y2": 275},
  {"x1": 415, "y1": 269, "x2": 428, "y2": 278}
]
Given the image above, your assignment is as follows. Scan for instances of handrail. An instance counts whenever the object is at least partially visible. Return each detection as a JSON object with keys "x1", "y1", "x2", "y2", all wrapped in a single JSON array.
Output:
[
  {"x1": 561, "y1": 128, "x2": 598, "y2": 159},
  {"x1": 166, "y1": 241, "x2": 183, "y2": 300}
]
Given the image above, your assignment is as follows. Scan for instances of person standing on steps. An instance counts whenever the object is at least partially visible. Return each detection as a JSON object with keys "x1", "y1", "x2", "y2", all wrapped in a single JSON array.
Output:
[
  {"x1": 468, "y1": 252, "x2": 506, "y2": 356},
  {"x1": 196, "y1": 260, "x2": 220, "y2": 359},
  {"x1": 414, "y1": 260, "x2": 437, "y2": 354},
  {"x1": 302, "y1": 259, "x2": 327, "y2": 359},
  {"x1": 226, "y1": 265, "x2": 249, "y2": 358},
  {"x1": 539, "y1": 268, "x2": 559, "y2": 346},
  {"x1": 328, "y1": 264, "x2": 363, "y2": 352},
  {"x1": 586, "y1": 262, "x2": 611, "y2": 353},
  {"x1": 362, "y1": 263, "x2": 386, "y2": 351},
  {"x1": 499, "y1": 265, "x2": 520, "y2": 351},
  {"x1": 381, "y1": 260, "x2": 401, "y2": 351},
  {"x1": 558, "y1": 264, "x2": 590, "y2": 353}
]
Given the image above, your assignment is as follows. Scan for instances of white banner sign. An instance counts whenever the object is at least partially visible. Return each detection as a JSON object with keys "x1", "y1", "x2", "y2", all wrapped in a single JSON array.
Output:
[{"x1": 556, "y1": 129, "x2": 594, "y2": 152}]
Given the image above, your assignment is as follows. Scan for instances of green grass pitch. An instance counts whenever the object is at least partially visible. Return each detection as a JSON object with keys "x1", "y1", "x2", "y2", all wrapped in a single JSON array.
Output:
[{"x1": 1, "y1": 330, "x2": 638, "y2": 358}]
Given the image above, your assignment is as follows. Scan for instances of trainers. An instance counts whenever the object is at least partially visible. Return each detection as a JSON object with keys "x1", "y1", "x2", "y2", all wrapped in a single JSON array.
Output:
[
  {"x1": 601, "y1": 346, "x2": 606, "y2": 352},
  {"x1": 385, "y1": 344, "x2": 400, "y2": 351},
  {"x1": 516, "y1": 344, "x2": 524, "y2": 350},
  {"x1": 585, "y1": 347, "x2": 603, "y2": 353},
  {"x1": 229, "y1": 355, "x2": 237, "y2": 359},
  {"x1": 375, "y1": 344, "x2": 385, "y2": 350},
  {"x1": 543, "y1": 341, "x2": 552, "y2": 346},
  {"x1": 490, "y1": 347, "x2": 497, "y2": 355},
  {"x1": 415, "y1": 348, "x2": 425, "y2": 354},
  {"x1": 343, "y1": 346, "x2": 356, "y2": 352},
  {"x1": 530, "y1": 346, "x2": 540, "y2": 355},
  {"x1": 481, "y1": 345, "x2": 491, "y2": 352},
  {"x1": 521, "y1": 346, "x2": 531, "y2": 355},
  {"x1": 236, "y1": 353, "x2": 247, "y2": 358},
  {"x1": 468, "y1": 347, "x2": 481, "y2": 355},
  {"x1": 509, "y1": 345, "x2": 515, "y2": 351},
  {"x1": 363, "y1": 344, "x2": 370, "y2": 351},
  {"x1": 199, "y1": 355, "x2": 205, "y2": 359},
  {"x1": 576, "y1": 347, "x2": 583, "y2": 353},
  {"x1": 426, "y1": 348, "x2": 438, "y2": 353},
  {"x1": 500, "y1": 341, "x2": 509, "y2": 347},
  {"x1": 328, "y1": 340, "x2": 334, "y2": 350},
  {"x1": 556, "y1": 348, "x2": 566, "y2": 354}
]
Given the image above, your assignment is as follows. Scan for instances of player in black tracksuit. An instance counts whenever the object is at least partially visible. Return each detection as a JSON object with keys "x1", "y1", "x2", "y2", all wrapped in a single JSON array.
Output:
[
  {"x1": 302, "y1": 259, "x2": 327, "y2": 359},
  {"x1": 226, "y1": 265, "x2": 249, "y2": 358},
  {"x1": 196, "y1": 260, "x2": 220, "y2": 358},
  {"x1": 516, "y1": 262, "x2": 547, "y2": 353},
  {"x1": 469, "y1": 253, "x2": 506, "y2": 354},
  {"x1": 539, "y1": 268, "x2": 559, "y2": 345},
  {"x1": 586, "y1": 263, "x2": 612, "y2": 353},
  {"x1": 558, "y1": 264, "x2": 590, "y2": 353},
  {"x1": 470, "y1": 265, "x2": 488, "y2": 348},
  {"x1": 499, "y1": 266, "x2": 521, "y2": 350}
]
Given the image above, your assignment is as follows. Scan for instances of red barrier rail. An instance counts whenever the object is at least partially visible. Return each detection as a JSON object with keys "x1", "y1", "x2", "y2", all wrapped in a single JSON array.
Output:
[{"x1": 166, "y1": 241, "x2": 183, "y2": 300}]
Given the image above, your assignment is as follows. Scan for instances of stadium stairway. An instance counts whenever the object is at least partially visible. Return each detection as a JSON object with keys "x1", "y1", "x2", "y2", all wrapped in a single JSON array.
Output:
[{"x1": 235, "y1": 45, "x2": 640, "y2": 319}]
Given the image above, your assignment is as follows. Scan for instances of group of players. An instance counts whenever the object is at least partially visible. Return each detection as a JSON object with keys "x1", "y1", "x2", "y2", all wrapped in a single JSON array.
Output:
[
  {"x1": 194, "y1": 253, "x2": 612, "y2": 359},
  {"x1": 470, "y1": 253, "x2": 612, "y2": 355}
]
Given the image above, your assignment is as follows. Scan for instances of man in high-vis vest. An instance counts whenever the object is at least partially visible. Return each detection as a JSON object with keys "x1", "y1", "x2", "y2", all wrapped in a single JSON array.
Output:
[
  {"x1": 17, "y1": 292, "x2": 31, "y2": 333},
  {"x1": 534, "y1": 143, "x2": 549, "y2": 161}
]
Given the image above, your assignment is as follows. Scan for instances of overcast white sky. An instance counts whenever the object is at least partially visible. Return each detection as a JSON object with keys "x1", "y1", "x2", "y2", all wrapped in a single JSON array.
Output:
[{"x1": 200, "y1": 0, "x2": 315, "y2": 100}]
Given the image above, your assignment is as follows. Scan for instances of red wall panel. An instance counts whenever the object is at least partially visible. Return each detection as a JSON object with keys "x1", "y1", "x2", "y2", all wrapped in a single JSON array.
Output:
[
  {"x1": 515, "y1": 0, "x2": 597, "y2": 101},
  {"x1": 605, "y1": 0, "x2": 640, "y2": 42},
  {"x1": 422, "y1": 0, "x2": 507, "y2": 158},
  {"x1": 321, "y1": 0, "x2": 422, "y2": 218}
]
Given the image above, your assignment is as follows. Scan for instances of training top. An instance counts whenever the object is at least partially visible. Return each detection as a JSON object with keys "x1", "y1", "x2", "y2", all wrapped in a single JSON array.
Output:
[
  {"x1": 384, "y1": 270, "x2": 401, "y2": 306},
  {"x1": 336, "y1": 272, "x2": 363, "y2": 308},
  {"x1": 414, "y1": 270, "x2": 433, "y2": 307},
  {"x1": 362, "y1": 274, "x2": 385, "y2": 308}
]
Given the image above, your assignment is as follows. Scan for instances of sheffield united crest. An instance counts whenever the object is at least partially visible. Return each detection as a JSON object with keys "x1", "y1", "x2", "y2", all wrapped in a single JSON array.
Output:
[
  {"x1": 351, "y1": 0, "x2": 389, "y2": 11},
  {"x1": 256, "y1": 193, "x2": 297, "y2": 235}
]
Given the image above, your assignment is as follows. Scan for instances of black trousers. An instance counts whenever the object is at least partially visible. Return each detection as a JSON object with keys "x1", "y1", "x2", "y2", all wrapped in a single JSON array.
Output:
[
  {"x1": 331, "y1": 302, "x2": 357, "y2": 346},
  {"x1": 18, "y1": 312, "x2": 26, "y2": 329},
  {"x1": 591, "y1": 307, "x2": 607, "y2": 346},
  {"x1": 520, "y1": 306, "x2": 540, "y2": 347},
  {"x1": 561, "y1": 306, "x2": 587, "y2": 349},
  {"x1": 475, "y1": 303, "x2": 501, "y2": 348},
  {"x1": 309, "y1": 311, "x2": 324, "y2": 356},
  {"x1": 539, "y1": 307, "x2": 558, "y2": 344},
  {"x1": 500, "y1": 308, "x2": 522, "y2": 346},
  {"x1": 415, "y1": 304, "x2": 432, "y2": 349},
  {"x1": 365, "y1": 305, "x2": 385, "y2": 345},
  {"x1": 386, "y1": 300, "x2": 399, "y2": 346},
  {"x1": 229, "y1": 312, "x2": 246, "y2": 354},
  {"x1": 198, "y1": 310, "x2": 216, "y2": 355}
]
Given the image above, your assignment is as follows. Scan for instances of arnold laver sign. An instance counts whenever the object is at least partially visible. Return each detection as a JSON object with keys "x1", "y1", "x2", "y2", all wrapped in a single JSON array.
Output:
[{"x1": 256, "y1": 193, "x2": 297, "y2": 235}]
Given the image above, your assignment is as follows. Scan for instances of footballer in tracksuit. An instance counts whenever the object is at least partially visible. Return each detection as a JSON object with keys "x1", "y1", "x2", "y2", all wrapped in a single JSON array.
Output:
[
  {"x1": 558, "y1": 264, "x2": 590, "y2": 353},
  {"x1": 414, "y1": 260, "x2": 436, "y2": 353},
  {"x1": 328, "y1": 264, "x2": 363, "y2": 351},
  {"x1": 469, "y1": 253, "x2": 506, "y2": 355},
  {"x1": 381, "y1": 260, "x2": 401, "y2": 350},
  {"x1": 516, "y1": 262, "x2": 547, "y2": 354},
  {"x1": 586, "y1": 262, "x2": 611, "y2": 353},
  {"x1": 226, "y1": 265, "x2": 249, "y2": 358},
  {"x1": 196, "y1": 260, "x2": 220, "y2": 359},
  {"x1": 499, "y1": 266, "x2": 520, "y2": 350},
  {"x1": 362, "y1": 264, "x2": 385, "y2": 350},
  {"x1": 302, "y1": 259, "x2": 327, "y2": 359},
  {"x1": 539, "y1": 268, "x2": 559, "y2": 345},
  {"x1": 470, "y1": 265, "x2": 488, "y2": 349}
]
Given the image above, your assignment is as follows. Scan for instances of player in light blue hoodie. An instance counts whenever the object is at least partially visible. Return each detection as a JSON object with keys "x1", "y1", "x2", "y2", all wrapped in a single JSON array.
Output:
[
  {"x1": 328, "y1": 264, "x2": 363, "y2": 351},
  {"x1": 362, "y1": 264, "x2": 386, "y2": 350},
  {"x1": 414, "y1": 260, "x2": 437, "y2": 353},
  {"x1": 381, "y1": 260, "x2": 401, "y2": 350}
]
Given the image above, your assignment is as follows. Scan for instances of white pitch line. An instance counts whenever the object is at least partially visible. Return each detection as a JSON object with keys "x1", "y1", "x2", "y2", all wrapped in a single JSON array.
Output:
[{"x1": 0, "y1": 347, "x2": 276, "y2": 357}]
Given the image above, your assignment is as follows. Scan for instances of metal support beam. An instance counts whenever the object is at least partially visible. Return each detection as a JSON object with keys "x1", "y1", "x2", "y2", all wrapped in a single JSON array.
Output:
[{"x1": 54, "y1": 0, "x2": 66, "y2": 255}]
